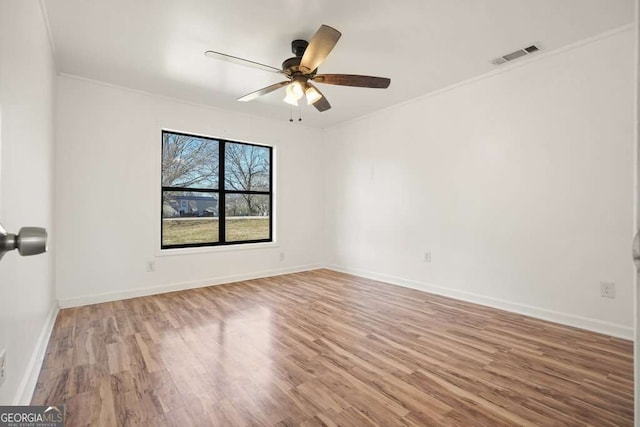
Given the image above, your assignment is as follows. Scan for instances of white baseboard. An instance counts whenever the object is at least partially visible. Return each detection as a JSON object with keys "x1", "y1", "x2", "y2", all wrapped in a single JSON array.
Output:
[
  {"x1": 58, "y1": 264, "x2": 323, "y2": 308},
  {"x1": 13, "y1": 304, "x2": 59, "y2": 405},
  {"x1": 326, "y1": 264, "x2": 634, "y2": 341}
]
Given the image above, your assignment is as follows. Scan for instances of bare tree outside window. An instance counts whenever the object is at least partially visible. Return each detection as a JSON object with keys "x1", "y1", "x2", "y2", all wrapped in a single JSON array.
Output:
[
  {"x1": 162, "y1": 133, "x2": 218, "y2": 188},
  {"x1": 225, "y1": 143, "x2": 270, "y2": 216}
]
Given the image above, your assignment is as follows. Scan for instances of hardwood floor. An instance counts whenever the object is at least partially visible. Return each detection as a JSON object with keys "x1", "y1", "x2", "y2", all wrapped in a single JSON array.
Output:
[{"x1": 33, "y1": 269, "x2": 633, "y2": 426}]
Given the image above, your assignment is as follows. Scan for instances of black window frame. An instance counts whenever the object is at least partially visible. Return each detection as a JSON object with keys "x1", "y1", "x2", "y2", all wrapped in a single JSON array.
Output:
[{"x1": 161, "y1": 130, "x2": 273, "y2": 249}]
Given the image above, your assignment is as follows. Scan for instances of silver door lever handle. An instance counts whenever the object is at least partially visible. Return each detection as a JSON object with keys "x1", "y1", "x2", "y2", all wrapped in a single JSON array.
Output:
[{"x1": 0, "y1": 222, "x2": 47, "y2": 261}]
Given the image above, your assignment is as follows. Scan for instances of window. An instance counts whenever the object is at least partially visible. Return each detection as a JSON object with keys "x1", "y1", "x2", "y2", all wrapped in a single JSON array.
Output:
[{"x1": 161, "y1": 130, "x2": 272, "y2": 249}]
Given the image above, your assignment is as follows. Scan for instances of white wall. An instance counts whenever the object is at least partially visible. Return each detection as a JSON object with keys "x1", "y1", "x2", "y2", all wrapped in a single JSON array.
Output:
[
  {"x1": 0, "y1": 1, "x2": 57, "y2": 404},
  {"x1": 55, "y1": 76, "x2": 325, "y2": 306},
  {"x1": 324, "y1": 28, "x2": 636, "y2": 338},
  {"x1": 634, "y1": 1, "x2": 639, "y2": 420}
]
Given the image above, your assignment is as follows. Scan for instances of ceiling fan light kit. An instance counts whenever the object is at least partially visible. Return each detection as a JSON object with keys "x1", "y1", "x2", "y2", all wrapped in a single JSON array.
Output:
[
  {"x1": 283, "y1": 79, "x2": 323, "y2": 107},
  {"x1": 283, "y1": 82, "x2": 302, "y2": 105},
  {"x1": 305, "y1": 85, "x2": 322, "y2": 105},
  {"x1": 205, "y1": 24, "x2": 391, "y2": 115},
  {"x1": 283, "y1": 78, "x2": 306, "y2": 106}
]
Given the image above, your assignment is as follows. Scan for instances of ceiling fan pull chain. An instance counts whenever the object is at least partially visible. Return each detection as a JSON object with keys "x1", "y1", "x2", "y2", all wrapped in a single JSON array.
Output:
[
  {"x1": 298, "y1": 105, "x2": 302, "y2": 122},
  {"x1": 289, "y1": 105, "x2": 294, "y2": 122}
]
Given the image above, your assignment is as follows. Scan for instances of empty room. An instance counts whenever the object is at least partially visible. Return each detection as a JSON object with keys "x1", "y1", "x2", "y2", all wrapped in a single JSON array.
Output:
[{"x1": 0, "y1": 0, "x2": 638, "y2": 425}]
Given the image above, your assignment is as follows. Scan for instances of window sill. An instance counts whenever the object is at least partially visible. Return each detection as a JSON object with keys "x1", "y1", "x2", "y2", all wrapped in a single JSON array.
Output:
[{"x1": 155, "y1": 241, "x2": 279, "y2": 257}]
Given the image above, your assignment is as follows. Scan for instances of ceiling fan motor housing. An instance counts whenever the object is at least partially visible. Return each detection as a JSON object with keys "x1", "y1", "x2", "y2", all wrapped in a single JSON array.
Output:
[{"x1": 283, "y1": 40, "x2": 318, "y2": 77}]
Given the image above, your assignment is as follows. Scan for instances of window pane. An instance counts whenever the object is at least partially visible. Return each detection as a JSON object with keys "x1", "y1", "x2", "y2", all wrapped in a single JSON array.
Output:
[
  {"x1": 224, "y1": 143, "x2": 270, "y2": 191},
  {"x1": 162, "y1": 191, "x2": 218, "y2": 246},
  {"x1": 225, "y1": 194, "x2": 270, "y2": 241},
  {"x1": 162, "y1": 132, "x2": 218, "y2": 189}
]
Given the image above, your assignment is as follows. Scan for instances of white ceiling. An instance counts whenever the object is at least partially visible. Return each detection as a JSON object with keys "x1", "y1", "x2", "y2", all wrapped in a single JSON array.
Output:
[{"x1": 43, "y1": 0, "x2": 634, "y2": 128}]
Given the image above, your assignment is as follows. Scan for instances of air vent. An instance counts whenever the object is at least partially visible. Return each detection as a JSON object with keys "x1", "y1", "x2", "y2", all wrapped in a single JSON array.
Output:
[{"x1": 491, "y1": 44, "x2": 541, "y2": 65}]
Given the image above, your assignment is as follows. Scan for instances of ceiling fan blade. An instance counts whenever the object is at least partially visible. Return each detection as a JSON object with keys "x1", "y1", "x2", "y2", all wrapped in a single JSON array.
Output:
[
  {"x1": 237, "y1": 81, "x2": 290, "y2": 102},
  {"x1": 313, "y1": 74, "x2": 391, "y2": 88},
  {"x1": 299, "y1": 25, "x2": 341, "y2": 74},
  {"x1": 205, "y1": 50, "x2": 282, "y2": 74},
  {"x1": 313, "y1": 96, "x2": 331, "y2": 112},
  {"x1": 307, "y1": 83, "x2": 331, "y2": 112}
]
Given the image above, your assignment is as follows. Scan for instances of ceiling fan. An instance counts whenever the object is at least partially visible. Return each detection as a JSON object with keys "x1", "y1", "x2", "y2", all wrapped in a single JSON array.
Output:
[{"x1": 204, "y1": 25, "x2": 391, "y2": 112}]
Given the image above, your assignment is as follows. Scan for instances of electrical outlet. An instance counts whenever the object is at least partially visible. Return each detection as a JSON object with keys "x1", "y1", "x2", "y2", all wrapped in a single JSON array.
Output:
[
  {"x1": 424, "y1": 251, "x2": 431, "y2": 263},
  {"x1": 279, "y1": 252, "x2": 285, "y2": 262},
  {"x1": 0, "y1": 349, "x2": 6, "y2": 386},
  {"x1": 146, "y1": 261, "x2": 155, "y2": 272},
  {"x1": 600, "y1": 282, "x2": 615, "y2": 299}
]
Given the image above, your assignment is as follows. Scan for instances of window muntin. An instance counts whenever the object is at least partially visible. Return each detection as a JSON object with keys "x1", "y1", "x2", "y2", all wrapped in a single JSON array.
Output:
[{"x1": 161, "y1": 130, "x2": 272, "y2": 248}]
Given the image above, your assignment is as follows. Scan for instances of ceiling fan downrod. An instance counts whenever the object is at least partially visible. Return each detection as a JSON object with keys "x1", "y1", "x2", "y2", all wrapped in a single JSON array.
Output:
[{"x1": 291, "y1": 40, "x2": 308, "y2": 57}]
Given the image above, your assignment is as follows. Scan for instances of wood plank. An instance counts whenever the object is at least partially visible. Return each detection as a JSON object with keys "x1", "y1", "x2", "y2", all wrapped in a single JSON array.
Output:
[{"x1": 32, "y1": 269, "x2": 634, "y2": 425}]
